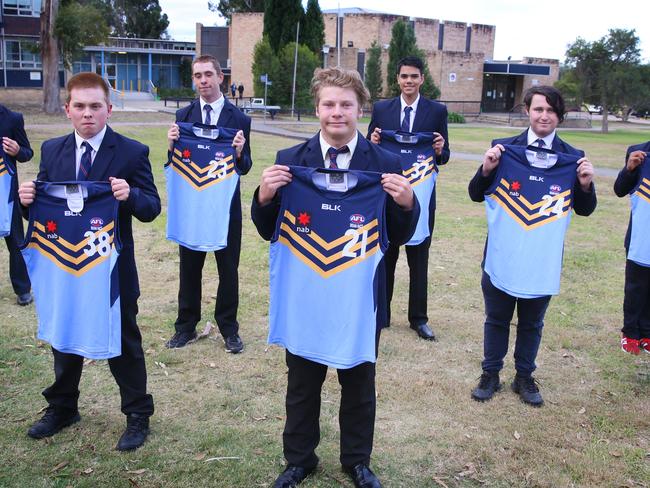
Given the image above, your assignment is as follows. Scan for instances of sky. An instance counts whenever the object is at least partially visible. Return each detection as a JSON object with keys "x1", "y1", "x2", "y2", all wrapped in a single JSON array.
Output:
[{"x1": 158, "y1": 0, "x2": 650, "y2": 63}]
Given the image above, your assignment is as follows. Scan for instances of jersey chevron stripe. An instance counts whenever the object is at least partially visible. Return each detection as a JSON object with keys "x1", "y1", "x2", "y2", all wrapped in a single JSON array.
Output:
[
  {"x1": 171, "y1": 152, "x2": 235, "y2": 176},
  {"x1": 33, "y1": 220, "x2": 115, "y2": 252}
]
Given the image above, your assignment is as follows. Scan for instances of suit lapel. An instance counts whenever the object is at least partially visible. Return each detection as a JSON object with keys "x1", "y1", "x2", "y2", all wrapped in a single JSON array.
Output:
[
  {"x1": 302, "y1": 134, "x2": 324, "y2": 168},
  {"x1": 190, "y1": 100, "x2": 203, "y2": 124},
  {"x1": 60, "y1": 133, "x2": 78, "y2": 180},
  {"x1": 390, "y1": 97, "x2": 402, "y2": 129},
  {"x1": 412, "y1": 98, "x2": 430, "y2": 133},
  {"x1": 217, "y1": 98, "x2": 235, "y2": 127},
  {"x1": 349, "y1": 132, "x2": 371, "y2": 171},
  {"x1": 89, "y1": 126, "x2": 116, "y2": 181}
]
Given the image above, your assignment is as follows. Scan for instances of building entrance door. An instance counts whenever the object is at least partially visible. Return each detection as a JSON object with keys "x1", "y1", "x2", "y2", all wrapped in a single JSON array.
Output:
[
  {"x1": 482, "y1": 74, "x2": 516, "y2": 112},
  {"x1": 95, "y1": 64, "x2": 117, "y2": 89}
]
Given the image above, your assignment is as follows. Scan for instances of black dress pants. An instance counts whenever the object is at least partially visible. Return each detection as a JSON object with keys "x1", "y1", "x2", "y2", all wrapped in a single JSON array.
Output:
[
  {"x1": 4, "y1": 201, "x2": 30, "y2": 295},
  {"x1": 623, "y1": 259, "x2": 650, "y2": 339},
  {"x1": 42, "y1": 301, "x2": 154, "y2": 416},
  {"x1": 282, "y1": 350, "x2": 377, "y2": 469},
  {"x1": 174, "y1": 217, "x2": 241, "y2": 338}
]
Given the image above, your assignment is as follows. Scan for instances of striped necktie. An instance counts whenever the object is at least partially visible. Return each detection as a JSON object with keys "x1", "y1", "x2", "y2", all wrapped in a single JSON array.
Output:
[
  {"x1": 401, "y1": 106, "x2": 413, "y2": 132},
  {"x1": 77, "y1": 141, "x2": 93, "y2": 181},
  {"x1": 326, "y1": 146, "x2": 349, "y2": 169}
]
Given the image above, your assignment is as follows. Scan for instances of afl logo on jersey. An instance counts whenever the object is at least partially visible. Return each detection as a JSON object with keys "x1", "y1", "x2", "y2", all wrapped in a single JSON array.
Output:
[
  {"x1": 349, "y1": 214, "x2": 365, "y2": 229},
  {"x1": 214, "y1": 151, "x2": 225, "y2": 160},
  {"x1": 90, "y1": 217, "x2": 104, "y2": 231},
  {"x1": 417, "y1": 153, "x2": 427, "y2": 162},
  {"x1": 549, "y1": 184, "x2": 562, "y2": 195}
]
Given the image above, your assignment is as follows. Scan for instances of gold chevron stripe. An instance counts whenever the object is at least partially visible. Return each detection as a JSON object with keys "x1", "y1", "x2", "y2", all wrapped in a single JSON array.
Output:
[
  {"x1": 490, "y1": 194, "x2": 569, "y2": 230},
  {"x1": 409, "y1": 169, "x2": 435, "y2": 188},
  {"x1": 280, "y1": 222, "x2": 379, "y2": 265},
  {"x1": 34, "y1": 221, "x2": 115, "y2": 252},
  {"x1": 0, "y1": 169, "x2": 7, "y2": 177},
  {"x1": 170, "y1": 164, "x2": 236, "y2": 191},
  {"x1": 494, "y1": 187, "x2": 571, "y2": 222},
  {"x1": 31, "y1": 231, "x2": 114, "y2": 265},
  {"x1": 282, "y1": 210, "x2": 379, "y2": 250},
  {"x1": 279, "y1": 236, "x2": 380, "y2": 278},
  {"x1": 172, "y1": 153, "x2": 234, "y2": 175},
  {"x1": 498, "y1": 178, "x2": 571, "y2": 210},
  {"x1": 636, "y1": 190, "x2": 650, "y2": 205},
  {"x1": 26, "y1": 242, "x2": 114, "y2": 277},
  {"x1": 172, "y1": 155, "x2": 235, "y2": 181}
]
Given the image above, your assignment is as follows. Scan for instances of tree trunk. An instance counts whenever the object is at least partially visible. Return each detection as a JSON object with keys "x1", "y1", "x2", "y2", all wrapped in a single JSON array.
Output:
[
  {"x1": 601, "y1": 103, "x2": 609, "y2": 133},
  {"x1": 41, "y1": 0, "x2": 62, "y2": 114}
]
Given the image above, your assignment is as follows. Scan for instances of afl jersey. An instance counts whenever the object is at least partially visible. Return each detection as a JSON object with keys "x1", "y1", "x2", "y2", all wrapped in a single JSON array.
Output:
[
  {"x1": 483, "y1": 145, "x2": 580, "y2": 298},
  {"x1": 380, "y1": 131, "x2": 437, "y2": 245},
  {"x1": 21, "y1": 181, "x2": 121, "y2": 359},
  {"x1": 269, "y1": 166, "x2": 389, "y2": 369},
  {"x1": 0, "y1": 150, "x2": 15, "y2": 237},
  {"x1": 628, "y1": 161, "x2": 650, "y2": 266},
  {"x1": 166, "y1": 123, "x2": 240, "y2": 251}
]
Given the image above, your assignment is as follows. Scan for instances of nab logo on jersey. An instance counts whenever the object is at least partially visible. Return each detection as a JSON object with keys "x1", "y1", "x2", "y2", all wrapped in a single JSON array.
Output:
[
  {"x1": 46, "y1": 220, "x2": 59, "y2": 239},
  {"x1": 530, "y1": 175, "x2": 544, "y2": 182},
  {"x1": 90, "y1": 217, "x2": 104, "y2": 231},
  {"x1": 349, "y1": 213, "x2": 365, "y2": 229},
  {"x1": 321, "y1": 203, "x2": 341, "y2": 212},
  {"x1": 509, "y1": 180, "x2": 521, "y2": 197},
  {"x1": 296, "y1": 211, "x2": 311, "y2": 234},
  {"x1": 182, "y1": 148, "x2": 191, "y2": 160}
]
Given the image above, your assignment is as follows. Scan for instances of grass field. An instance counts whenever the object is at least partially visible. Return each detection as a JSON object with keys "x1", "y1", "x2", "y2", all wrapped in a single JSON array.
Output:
[{"x1": 0, "y1": 113, "x2": 649, "y2": 487}]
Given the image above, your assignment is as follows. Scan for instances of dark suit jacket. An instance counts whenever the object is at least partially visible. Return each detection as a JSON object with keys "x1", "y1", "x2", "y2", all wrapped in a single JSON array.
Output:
[
  {"x1": 468, "y1": 129, "x2": 597, "y2": 216},
  {"x1": 37, "y1": 126, "x2": 161, "y2": 301},
  {"x1": 251, "y1": 132, "x2": 420, "y2": 330},
  {"x1": 0, "y1": 104, "x2": 33, "y2": 193},
  {"x1": 613, "y1": 141, "x2": 650, "y2": 250}
]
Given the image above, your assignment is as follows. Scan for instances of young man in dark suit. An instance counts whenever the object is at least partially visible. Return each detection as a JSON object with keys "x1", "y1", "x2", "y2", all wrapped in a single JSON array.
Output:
[
  {"x1": 367, "y1": 55, "x2": 450, "y2": 341},
  {"x1": 18, "y1": 72, "x2": 160, "y2": 450},
  {"x1": 165, "y1": 55, "x2": 252, "y2": 353},
  {"x1": 1, "y1": 103, "x2": 34, "y2": 305},
  {"x1": 252, "y1": 67, "x2": 419, "y2": 488},
  {"x1": 468, "y1": 85, "x2": 596, "y2": 406}
]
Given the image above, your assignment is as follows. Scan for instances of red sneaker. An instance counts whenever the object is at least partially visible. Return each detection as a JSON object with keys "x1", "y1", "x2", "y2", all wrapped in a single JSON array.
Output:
[
  {"x1": 621, "y1": 336, "x2": 640, "y2": 355},
  {"x1": 640, "y1": 338, "x2": 650, "y2": 354}
]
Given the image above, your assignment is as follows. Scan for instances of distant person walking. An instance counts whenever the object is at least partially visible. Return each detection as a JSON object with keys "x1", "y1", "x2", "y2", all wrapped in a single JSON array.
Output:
[
  {"x1": 237, "y1": 83, "x2": 244, "y2": 102},
  {"x1": 230, "y1": 82, "x2": 236, "y2": 99}
]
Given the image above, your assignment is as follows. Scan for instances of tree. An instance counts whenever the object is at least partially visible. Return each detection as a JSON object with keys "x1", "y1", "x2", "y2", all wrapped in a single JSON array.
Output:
[
  {"x1": 263, "y1": 0, "x2": 304, "y2": 53},
  {"x1": 301, "y1": 0, "x2": 324, "y2": 55},
  {"x1": 55, "y1": 1, "x2": 110, "y2": 68},
  {"x1": 114, "y1": 0, "x2": 170, "y2": 39},
  {"x1": 251, "y1": 37, "x2": 280, "y2": 101},
  {"x1": 386, "y1": 19, "x2": 439, "y2": 99},
  {"x1": 365, "y1": 41, "x2": 382, "y2": 101},
  {"x1": 41, "y1": 0, "x2": 62, "y2": 113},
  {"x1": 207, "y1": 0, "x2": 264, "y2": 25},
  {"x1": 565, "y1": 29, "x2": 642, "y2": 133},
  {"x1": 274, "y1": 42, "x2": 319, "y2": 109}
]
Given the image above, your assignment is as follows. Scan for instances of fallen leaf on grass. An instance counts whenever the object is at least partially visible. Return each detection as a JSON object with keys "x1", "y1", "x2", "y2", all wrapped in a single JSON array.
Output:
[
  {"x1": 253, "y1": 415, "x2": 268, "y2": 421},
  {"x1": 513, "y1": 431, "x2": 521, "y2": 440},
  {"x1": 458, "y1": 463, "x2": 477, "y2": 477},
  {"x1": 82, "y1": 468, "x2": 93, "y2": 475},
  {"x1": 197, "y1": 322, "x2": 215, "y2": 339},
  {"x1": 194, "y1": 452, "x2": 207, "y2": 461},
  {"x1": 578, "y1": 407, "x2": 586, "y2": 414},
  {"x1": 126, "y1": 468, "x2": 147, "y2": 475},
  {"x1": 204, "y1": 456, "x2": 241, "y2": 462},
  {"x1": 50, "y1": 461, "x2": 69, "y2": 473},
  {"x1": 609, "y1": 451, "x2": 622, "y2": 457},
  {"x1": 432, "y1": 476, "x2": 450, "y2": 487}
]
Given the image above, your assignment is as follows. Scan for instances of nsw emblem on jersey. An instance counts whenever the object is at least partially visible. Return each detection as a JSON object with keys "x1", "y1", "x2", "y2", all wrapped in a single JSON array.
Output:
[
  {"x1": 26, "y1": 218, "x2": 116, "y2": 277},
  {"x1": 171, "y1": 147, "x2": 236, "y2": 191},
  {"x1": 490, "y1": 178, "x2": 573, "y2": 230},
  {"x1": 278, "y1": 209, "x2": 380, "y2": 278}
]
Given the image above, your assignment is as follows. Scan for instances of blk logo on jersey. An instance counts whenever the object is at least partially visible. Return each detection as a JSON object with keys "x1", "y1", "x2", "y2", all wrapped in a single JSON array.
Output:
[
  {"x1": 490, "y1": 178, "x2": 572, "y2": 230},
  {"x1": 171, "y1": 147, "x2": 236, "y2": 191},
  {"x1": 278, "y1": 209, "x2": 380, "y2": 278}
]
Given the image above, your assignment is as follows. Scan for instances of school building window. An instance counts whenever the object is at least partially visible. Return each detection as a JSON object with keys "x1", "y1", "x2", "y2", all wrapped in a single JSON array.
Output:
[{"x1": 3, "y1": 0, "x2": 42, "y2": 17}]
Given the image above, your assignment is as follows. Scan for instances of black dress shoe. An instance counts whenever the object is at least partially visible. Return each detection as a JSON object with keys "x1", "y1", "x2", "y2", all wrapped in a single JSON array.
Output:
[
  {"x1": 165, "y1": 330, "x2": 197, "y2": 348},
  {"x1": 27, "y1": 406, "x2": 80, "y2": 439},
  {"x1": 511, "y1": 374, "x2": 544, "y2": 407},
  {"x1": 16, "y1": 292, "x2": 33, "y2": 306},
  {"x1": 273, "y1": 465, "x2": 315, "y2": 487},
  {"x1": 224, "y1": 334, "x2": 244, "y2": 354},
  {"x1": 116, "y1": 414, "x2": 150, "y2": 451},
  {"x1": 471, "y1": 371, "x2": 502, "y2": 402},
  {"x1": 344, "y1": 463, "x2": 382, "y2": 488},
  {"x1": 410, "y1": 323, "x2": 437, "y2": 341}
]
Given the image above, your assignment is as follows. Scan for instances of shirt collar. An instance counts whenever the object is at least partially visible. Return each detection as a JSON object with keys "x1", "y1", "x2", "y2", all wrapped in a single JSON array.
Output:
[
  {"x1": 319, "y1": 132, "x2": 358, "y2": 161},
  {"x1": 527, "y1": 127, "x2": 556, "y2": 148},
  {"x1": 74, "y1": 125, "x2": 107, "y2": 152},
  {"x1": 400, "y1": 94, "x2": 420, "y2": 114},
  {"x1": 200, "y1": 95, "x2": 224, "y2": 114}
]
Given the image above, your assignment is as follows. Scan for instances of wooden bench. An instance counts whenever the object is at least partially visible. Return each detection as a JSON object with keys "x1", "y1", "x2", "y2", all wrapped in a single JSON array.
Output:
[{"x1": 162, "y1": 97, "x2": 194, "y2": 108}]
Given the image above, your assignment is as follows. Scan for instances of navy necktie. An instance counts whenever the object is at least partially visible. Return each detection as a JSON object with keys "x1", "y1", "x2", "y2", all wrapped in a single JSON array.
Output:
[
  {"x1": 77, "y1": 141, "x2": 92, "y2": 181},
  {"x1": 204, "y1": 104, "x2": 213, "y2": 125},
  {"x1": 535, "y1": 138, "x2": 545, "y2": 148},
  {"x1": 401, "y1": 106, "x2": 413, "y2": 132},
  {"x1": 326, "y1": 146, "x2": 349, "y2": 169}
]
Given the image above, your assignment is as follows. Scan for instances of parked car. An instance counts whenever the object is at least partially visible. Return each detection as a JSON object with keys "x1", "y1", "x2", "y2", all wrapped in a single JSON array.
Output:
[{"x1": 583, "y1": 104, "x2": 602, "y2": 115}]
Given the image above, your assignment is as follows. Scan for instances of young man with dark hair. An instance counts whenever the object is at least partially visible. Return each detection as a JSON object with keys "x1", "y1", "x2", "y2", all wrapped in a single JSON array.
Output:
[
  {"x1": 18, "y1": 72, "x2": 160, "y2": 450},
  {"x1": 614, "y1": 142, "x2": 650, "y2": 355},
  {"x1": 366, "y1": 55, "x2": 450, "y2": 341},
  {"x1": 0, "y1": 103, "x2": 34, "y2": 305},
  {"x1": 468, "y1": 85, "x2": 596, "y2": 406},
  {"x1": 165, "y1": 55, "x2": 252, "y2": 353},
  {"x1": 252, "y1": 67, "x2": 419, "y2": 488}
]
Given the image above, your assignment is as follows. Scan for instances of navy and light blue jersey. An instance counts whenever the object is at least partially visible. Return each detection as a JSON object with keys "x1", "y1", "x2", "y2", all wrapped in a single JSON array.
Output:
[
  {"x1": 484, "y1": 145, "x2": 579, "y2": 298},
  {"x1": 268, "y1": 166, "x2": 388, "y2": 369},
  {"x1": 380, "y1": 130, "x2": 437, "y2": 245},
  {"x1": 21, "y1": 181, "x2": 121, "y2": 359},
  {"x1": 0, "y1": 150, "x2": 15, "y2": 237},
  {"x1": 628, "y1": 161, "x2": 650, "y2": 266},
  {"x1": 165, "y1": 123, "x2": 240, "y2": 251}
]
